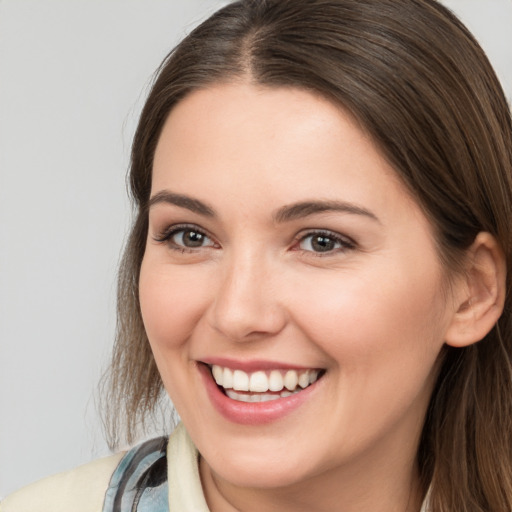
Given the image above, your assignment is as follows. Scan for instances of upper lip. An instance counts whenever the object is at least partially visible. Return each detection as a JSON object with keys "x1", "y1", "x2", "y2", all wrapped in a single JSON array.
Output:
[{"x1": 199, "y1": 357, "x2": 322, "y2": 373}]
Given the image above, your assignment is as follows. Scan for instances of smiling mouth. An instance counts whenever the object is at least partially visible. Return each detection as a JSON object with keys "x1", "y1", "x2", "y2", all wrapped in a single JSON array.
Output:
[{"x1": 208, "y1": 364, "x2": 324, "y2": 403}]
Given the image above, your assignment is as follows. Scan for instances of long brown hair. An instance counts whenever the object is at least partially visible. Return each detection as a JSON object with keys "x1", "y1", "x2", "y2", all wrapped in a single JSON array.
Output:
[{"x1": 103, "y1": 1, "x2": 512, "y2": 509}]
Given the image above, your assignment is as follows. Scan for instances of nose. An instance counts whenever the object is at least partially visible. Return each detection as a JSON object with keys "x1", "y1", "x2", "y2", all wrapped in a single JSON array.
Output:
[{"x1": 207, "y1": 250, "x2": 287, "y2": 342}]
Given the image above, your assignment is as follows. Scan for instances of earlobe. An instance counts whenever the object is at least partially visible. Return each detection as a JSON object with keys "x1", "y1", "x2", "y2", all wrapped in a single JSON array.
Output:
[{"x1": 445, "y1": 232, "x2": 506, "y2": 348}]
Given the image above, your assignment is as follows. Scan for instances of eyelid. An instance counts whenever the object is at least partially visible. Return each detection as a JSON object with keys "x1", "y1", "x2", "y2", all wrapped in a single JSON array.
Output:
[
  {"x1": 152, "y1": 223, "x2": 355, "y2": 256},
  {"x1": 153, "y1": 223, "x2": 218, "y2": 249},
  {"x1": 293, "y1": 228, "x2": 356, "y2": 255}
]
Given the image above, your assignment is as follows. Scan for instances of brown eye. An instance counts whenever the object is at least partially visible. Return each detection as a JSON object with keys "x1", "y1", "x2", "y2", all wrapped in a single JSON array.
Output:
[
  {"x1": 171, "y1": 228, "x2": 214, "y2": 248},
  {"x1": 298, "y1": 231, "x2": 354, "y2": 254}
]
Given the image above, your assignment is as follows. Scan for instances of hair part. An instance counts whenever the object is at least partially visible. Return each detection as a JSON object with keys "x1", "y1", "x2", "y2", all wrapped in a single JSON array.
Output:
[{"x1": 101, "y1": 1, "x2": 512, "y2": 509}]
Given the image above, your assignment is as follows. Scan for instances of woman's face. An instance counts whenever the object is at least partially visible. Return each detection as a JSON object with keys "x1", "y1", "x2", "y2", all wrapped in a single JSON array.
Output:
[{"x1": 139, "y1": 84, "x2": 458, "y2": 492}]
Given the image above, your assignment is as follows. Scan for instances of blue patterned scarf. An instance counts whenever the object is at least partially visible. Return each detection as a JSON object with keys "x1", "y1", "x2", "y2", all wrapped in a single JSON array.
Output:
[{"x1": 103, "y1": 437, "x2": 169, "y2": 512}]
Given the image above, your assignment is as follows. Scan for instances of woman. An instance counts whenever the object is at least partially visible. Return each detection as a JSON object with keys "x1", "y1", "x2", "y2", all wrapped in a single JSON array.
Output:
[{"x1": 3, "y1": 0, "x2": 511, "y2": 511}]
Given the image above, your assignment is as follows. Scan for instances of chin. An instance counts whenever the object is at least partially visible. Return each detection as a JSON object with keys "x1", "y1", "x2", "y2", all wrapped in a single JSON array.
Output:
[
  {"x1": 199, "y1": 436, "x2": 323, "y2": 490},
  {"x1": 210, "y1": 457, "x2": 314, "y2": 490}
]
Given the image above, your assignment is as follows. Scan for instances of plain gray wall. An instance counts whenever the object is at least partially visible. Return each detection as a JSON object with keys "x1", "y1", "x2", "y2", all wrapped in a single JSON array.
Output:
[{"x1": 1, "y1": 0, "x2": 511, "y2": 498}]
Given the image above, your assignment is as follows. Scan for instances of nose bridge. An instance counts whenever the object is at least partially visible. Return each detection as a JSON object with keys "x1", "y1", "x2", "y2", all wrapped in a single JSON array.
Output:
[{"x1": 208, "y1": 245, "x2": 286, "y2": 341}]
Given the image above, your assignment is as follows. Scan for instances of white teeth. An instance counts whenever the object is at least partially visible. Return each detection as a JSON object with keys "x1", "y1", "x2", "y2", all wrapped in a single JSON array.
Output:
[
  {"x1": 284, "y1": 370, "x2": 298, "y2": 391},
  {"x1": 212, "y1": 365, "x2": 223, "y2": 385},
  {"x1": 233, "y1": 369, "x2": 249, "y2": 391},
  {"x1": 223, "y1": 367, "x2": 233, "y2": 389},
  {"x1": 268, "y1": 370, "x2": 284, "y2": 392},
  {"x1": 225, "y1": 389, "x2": 300, "y2": 402},
  {"x1": 260, "y1": 394, "x2": 282, "y2": 402},
  {"x1": 298, "y1": 371, "x2": 310, "y2": 389},
  {"x1": 249, "y1": 371, "x2": 268, "y2": 392},
  {"x1": 211, "y1": 365, "x2": 321, "y2": 397}
]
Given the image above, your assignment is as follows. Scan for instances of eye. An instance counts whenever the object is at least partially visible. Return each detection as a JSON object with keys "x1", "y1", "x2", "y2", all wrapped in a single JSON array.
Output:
[
  {"x1": 154, "y1": 224, "x2": 217, "y2": 251},
  {"x1": 172, "y1": 229, "x2": 213, "y2": 248},
  {"x1": 297, "y1": 231, "x2": 355, "y2": 254}
]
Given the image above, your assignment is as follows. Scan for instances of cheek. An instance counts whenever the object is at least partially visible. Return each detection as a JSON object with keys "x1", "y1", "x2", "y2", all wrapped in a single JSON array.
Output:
[
  {"x1": 289, "y1": 260, "x2": 448, "y2": 370},
  {"x1": 286, "y1": 264, "x2": 448, "y2": 446},
  {"x1": 139, "y1": 258, "x2": 211, "y2": 351}
]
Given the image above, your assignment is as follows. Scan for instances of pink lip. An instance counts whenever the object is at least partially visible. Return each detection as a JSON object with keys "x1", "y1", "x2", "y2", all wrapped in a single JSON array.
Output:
[
  {"x1": 200, "y1": 357, "x2": 315, "y2": 372},
  {"x1": 197, "y1": 362, "x2": 322, "y2": 425}
]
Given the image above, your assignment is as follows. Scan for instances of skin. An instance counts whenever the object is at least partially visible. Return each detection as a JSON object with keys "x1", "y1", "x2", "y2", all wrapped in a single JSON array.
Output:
[{"x1": 139, "y1": 83, "x2": 465, "y2": 512}]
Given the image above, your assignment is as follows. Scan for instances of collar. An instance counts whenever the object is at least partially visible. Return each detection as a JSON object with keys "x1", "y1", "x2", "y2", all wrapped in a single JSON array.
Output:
[{"x1": 167, "y1": 423, "x2": 210, "y2": 512}]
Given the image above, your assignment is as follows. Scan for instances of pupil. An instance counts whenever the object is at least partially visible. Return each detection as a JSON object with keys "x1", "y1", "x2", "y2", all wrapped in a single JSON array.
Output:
[
  {"x1": 183, "y1": 231, "x2": 204, "y2": 247},
  {"x1": 312, "y1": 235, "x2": 334, "y2": 252}
]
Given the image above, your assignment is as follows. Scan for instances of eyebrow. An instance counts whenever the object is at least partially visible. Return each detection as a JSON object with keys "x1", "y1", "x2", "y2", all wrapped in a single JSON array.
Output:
[
  {"x1": 148, "y1": 191, "x2": 215, "y2": 217},
  {"x1": 148, "y1": 190, "x2": 379, "y2": 224},
  {"x1": 273, "y1": 200, "x2": 380, "y2": 223}
]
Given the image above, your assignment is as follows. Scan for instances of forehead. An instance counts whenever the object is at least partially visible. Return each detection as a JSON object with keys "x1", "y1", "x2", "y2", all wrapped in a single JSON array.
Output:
[{"x1": 151, "y1": 83, "x2": 420, "y2": 225}]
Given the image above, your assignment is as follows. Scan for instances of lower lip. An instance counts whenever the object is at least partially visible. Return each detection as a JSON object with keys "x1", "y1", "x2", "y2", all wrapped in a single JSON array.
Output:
[{"x1": 198, "y1": 363, "x2": 321, "y2": 425}]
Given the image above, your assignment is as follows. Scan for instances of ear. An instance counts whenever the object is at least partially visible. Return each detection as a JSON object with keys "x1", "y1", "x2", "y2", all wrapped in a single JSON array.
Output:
[{"x1": 445, "y1": 232, "x2": 506, "y2": 348}]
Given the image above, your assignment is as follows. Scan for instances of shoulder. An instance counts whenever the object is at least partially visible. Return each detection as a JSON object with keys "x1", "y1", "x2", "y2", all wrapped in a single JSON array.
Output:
[
  {"x1": 0, "y1": 452, "x2": 125, "y2": 512},
  {"x1": 1, "y1": 429, "x2": 189, "y2": 512}
]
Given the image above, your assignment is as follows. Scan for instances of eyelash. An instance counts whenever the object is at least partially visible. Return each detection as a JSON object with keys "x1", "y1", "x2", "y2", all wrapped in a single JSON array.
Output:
[
  {"x1": 293, "y1": 230, "x2": 356, "y2": 256},
  {"x1": 153, "y1": 224, "x2": 356, "y2": 256},
  {"x1": 153, "y1": 224, "x2": 216, "y2": 253}
]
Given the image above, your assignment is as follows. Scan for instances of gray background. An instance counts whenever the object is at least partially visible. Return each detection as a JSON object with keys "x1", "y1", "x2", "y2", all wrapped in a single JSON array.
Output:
[{"x1": 1, "y1": 0, "x2": 511, "y2": 498}]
